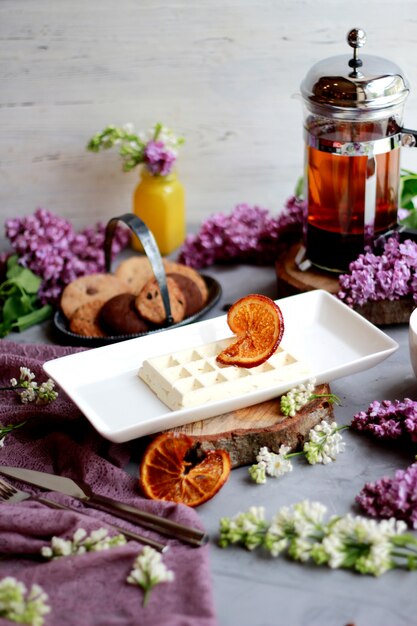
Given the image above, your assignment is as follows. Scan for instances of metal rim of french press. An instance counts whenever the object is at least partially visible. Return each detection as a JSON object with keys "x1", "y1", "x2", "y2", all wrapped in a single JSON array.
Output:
[{"x1": 300, "y1": 27, "x2": 410, "y2": 120}]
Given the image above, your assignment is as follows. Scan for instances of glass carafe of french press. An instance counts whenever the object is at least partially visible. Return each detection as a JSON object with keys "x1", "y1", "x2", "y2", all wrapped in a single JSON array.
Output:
[{"x1": 300, "y1": 28, "x2": 417, "y2": 272}]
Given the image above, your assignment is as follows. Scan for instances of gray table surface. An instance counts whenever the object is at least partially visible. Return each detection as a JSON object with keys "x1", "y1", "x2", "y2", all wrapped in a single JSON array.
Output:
[{"x1": 5, "y1": 262, "x2": 417, "y2": 626}]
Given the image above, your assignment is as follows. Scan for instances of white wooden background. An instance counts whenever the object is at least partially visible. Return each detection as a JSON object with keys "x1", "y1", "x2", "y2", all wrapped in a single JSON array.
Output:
[{"x1": 2, "y1": 0, "x2": 417, "y2": 249}]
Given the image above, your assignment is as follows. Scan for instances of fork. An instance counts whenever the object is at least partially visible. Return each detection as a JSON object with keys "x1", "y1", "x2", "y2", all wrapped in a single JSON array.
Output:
[{"x1": 0, "y1": 477, "x2": 168, "y2": 553}]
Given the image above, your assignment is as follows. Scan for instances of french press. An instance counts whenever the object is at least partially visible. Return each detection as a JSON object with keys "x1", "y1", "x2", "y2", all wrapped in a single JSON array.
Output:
[{"x1": 300, "y1": 27, "x2": 417, "y2": 272}]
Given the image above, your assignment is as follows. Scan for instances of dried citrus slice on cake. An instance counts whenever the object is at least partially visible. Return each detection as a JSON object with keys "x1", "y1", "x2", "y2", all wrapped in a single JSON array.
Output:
[
  {"x1": 216, "y1": 294, "x2": 284, "y2": 368},
  {"x1": 139, "y1": 432, "x2": 231, "y2": 507}
]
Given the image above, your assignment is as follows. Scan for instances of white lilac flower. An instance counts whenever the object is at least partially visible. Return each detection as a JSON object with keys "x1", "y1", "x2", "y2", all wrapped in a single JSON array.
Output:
[
  {"x1": 41, "y1": 527, "x2": 126, "y2": 560},
  {"x1": 248, "y1": 447, "x2": 292, "y2": 484},
  {"x1": 321, "y1": 514, "x2": 406, "y2": 576},
  {"x1": 219, "y1": 507, "x2": 267, "y2": 550},
  {"x1": 292, "y1": 500, "x2": 327, "y2": 535},
  {"x1": 219, "y1": 500, "x2": 417, "y2": 576},
  {"x1": 0, "y1": 577, "x2": 50, "y2": 626},
  {"x1": 290, "y1": 536, "x2": 313, "y2": 562},
  {"x1": 122, "y1": 122, "x2": 135, "y2": 134},
  {"x1": 303, "y1": 420, "x2": 346, "y2": 465},
  {"x1": 254, "y1": 445, "x2": 293, "y2": 479},
  {"x1": 127, "y1": 546, "x2": 174, "y2": 607},
  {"x1": 20, "y1": 385, "x2": 38, "y2": 404},
  {"x1": 37, "y1": 379, "x2": 58, "y2": 403},
  {"x1": 19, "y1": 367, "x2": 36, "y2": 382},
  {"x1": 280, "y1": 379, "x2": 316, "y2": 417},
  {"x1": 5, "y1": 367, "x2": 58, "y2": 405},
  {"x1": 265, "y1": 446, "x2": 293, "y2": 478},
  {"x1": 248, "y1": 461, "x2": 267, "y2": 484},
  {"x1": 266, "y1": 500, "x2": 326, "y2": 558}
]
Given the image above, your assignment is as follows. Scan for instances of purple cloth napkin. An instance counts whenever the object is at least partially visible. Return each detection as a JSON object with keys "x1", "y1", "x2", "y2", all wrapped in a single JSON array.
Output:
[{"x1": 0, "y1": 340, "x2": 218, "y2": 626}]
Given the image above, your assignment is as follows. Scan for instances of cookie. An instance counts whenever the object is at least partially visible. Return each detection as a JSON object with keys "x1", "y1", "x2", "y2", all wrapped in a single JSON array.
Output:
[
  {"x1": 164, "y1": 261, "x2": 208, "y2": 304},
  {"x1": 115, "y1": 256, "x2": 208, "y2": 303},
  {"x1": 114, "y1": 257, "x2": 155, "y2": 295},
  {"x1": 99, "y1": 293, "x2": 151, "y2": 336},
  {"x1": 167, "y1": 272, "x2": 204, "y2": 317},
  {"x1": 61, "y1": 273, "x2": 129, "y2": 319},
  {"x1": 69, "y1": 299, "x2": 107, "y2": 337},
  {"x1": 135, "y1": 276, "x2": 186, "y2": 325}
]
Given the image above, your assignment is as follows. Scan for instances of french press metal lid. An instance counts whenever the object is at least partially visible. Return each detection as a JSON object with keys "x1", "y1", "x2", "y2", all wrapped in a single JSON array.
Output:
[{"x1": 301, "y1": 28, "x2": 410, "y2": 120}]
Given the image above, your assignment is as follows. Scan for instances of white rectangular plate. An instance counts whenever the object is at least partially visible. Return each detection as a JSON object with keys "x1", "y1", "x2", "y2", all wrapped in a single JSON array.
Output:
[{"x1": 43, "y1": 290, "x2": 398, "y2": 443}]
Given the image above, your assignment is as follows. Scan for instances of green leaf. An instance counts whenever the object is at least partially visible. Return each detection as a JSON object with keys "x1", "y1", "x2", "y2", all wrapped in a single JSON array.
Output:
[
  {"x1": 12, "y1": 268, "x2": 42, "y2": 294},
  {"x1": 0, "y1": 318, "x2": 13, "y2": 337},
  {"x1": 399, "y1": 209, "x2": 417, "y2": 229},
  {"x1": 6, "y1": 258, "x2": 25, "y2": 280},
  {"x1": 294, "y1": 176, "x2": 304, "y2": 199},
  {"x1": 5, "y1": 257, "x2": 42, "y2": 293},
  {"x1": 2, "y1": 294, "x2": 29, "y2": 324},
  {"x1": 6, "y1": 254, "x2": 19, "y2": 271},
  {"x1": 400, "y1": 175, "x2": 417, "y2": 210}
]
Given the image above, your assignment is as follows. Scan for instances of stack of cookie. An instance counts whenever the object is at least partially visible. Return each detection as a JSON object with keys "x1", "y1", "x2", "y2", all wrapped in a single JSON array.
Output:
[{"x1": 60, "y1": 257, "x2": 209, "y2": 338}]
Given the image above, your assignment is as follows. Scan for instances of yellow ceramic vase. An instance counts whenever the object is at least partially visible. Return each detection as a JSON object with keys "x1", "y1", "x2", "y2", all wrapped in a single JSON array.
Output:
[{"x1": 132, "y1": 167, "x2": 185, "y2": 255}]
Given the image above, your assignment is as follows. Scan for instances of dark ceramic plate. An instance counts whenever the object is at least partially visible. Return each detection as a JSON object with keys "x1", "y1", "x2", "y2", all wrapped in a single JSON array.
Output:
[{"x1": 53, "y1": 274, "x2": 222, "y2": 348}]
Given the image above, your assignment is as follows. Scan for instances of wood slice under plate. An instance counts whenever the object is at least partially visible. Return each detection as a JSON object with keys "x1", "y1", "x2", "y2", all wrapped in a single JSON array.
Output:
[{"x1": 170, "y1": 384, "x2": 334, "y2": 468}]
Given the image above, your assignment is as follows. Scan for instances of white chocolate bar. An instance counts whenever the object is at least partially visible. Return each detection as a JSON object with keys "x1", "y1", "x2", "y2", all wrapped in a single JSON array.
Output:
[{"x1": 138, "y1": 338, "x2": 310, "y2": 411}]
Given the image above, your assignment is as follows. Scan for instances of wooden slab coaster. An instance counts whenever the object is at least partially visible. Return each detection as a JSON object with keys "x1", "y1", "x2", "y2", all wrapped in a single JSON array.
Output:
[
  {"x1": 275, "y1": 243, "x2": 414, "y2": 326},
  {"x1": 170, "y1": 383, "x2": 334, "y2": 468}
]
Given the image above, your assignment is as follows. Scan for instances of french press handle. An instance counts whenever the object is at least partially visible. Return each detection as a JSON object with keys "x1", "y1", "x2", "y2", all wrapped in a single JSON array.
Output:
[{"x1": 401, "y1": 129, "x2": 417, "y2": 148}]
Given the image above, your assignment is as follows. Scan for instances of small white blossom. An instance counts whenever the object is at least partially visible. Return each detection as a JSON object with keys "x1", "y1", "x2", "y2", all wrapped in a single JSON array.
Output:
[
  {"x1": 19, "y1": 367, "x2": 35, "y2": 382},
  {"x1": 0, "y1": 577, "x2": 50, "y2": 626},
  {"x1": 280, "y1": 379, "x2": 316, "y2": 416},
  {"x1": 41, "y1": 527, "x2": 126, "y2": 560},
  {"x1": 20, "y1": 385, "x2": 38, "y2": 404},
  {"x1": 127, "y1": 546, "x2": 174, "y2": 606},
  {"x1": 37, "y1": 379, "x2": 58, "y2": 402},
  {"x1": 249, "y1": 445, "x2": 293, "y2": 483},
  {"x1": 248, "y1": 461, "x2": 267, "y2": 484},
  {"x1": 122, "y1": 122, "x2": 135, "y2": 134},
  {"x1": 265, "y1": 446, "x2": 293, "y2": 478},
  {"x1": 320, "y1": 513, "x2": 404, "y2": 576},
  {"x1": 304, "y1": 421, "x2": 346, "y2": 465}
]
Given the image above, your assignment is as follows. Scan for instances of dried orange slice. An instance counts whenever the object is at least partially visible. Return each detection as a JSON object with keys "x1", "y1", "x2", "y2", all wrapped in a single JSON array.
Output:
[
  {"x1": 139, "y1": 432, "x2": 231, "y2": 507},
  {"x1": 216, "y1": 294, "x2": 284, "y2": 368}
]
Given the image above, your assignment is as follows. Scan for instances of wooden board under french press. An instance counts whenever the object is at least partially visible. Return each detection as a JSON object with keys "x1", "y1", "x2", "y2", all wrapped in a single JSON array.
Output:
[
  {"x1": 275, "y1": 243, "x2": 415, "y2": 326},
  {"x1": 168, "y1": 383, "x2": 334, "y2": 468}
]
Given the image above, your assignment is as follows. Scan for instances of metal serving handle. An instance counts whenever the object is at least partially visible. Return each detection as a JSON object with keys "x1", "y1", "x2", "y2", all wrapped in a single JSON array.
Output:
[{"x1": 104, "y1": 213, "x2": 174, "y2": 326}]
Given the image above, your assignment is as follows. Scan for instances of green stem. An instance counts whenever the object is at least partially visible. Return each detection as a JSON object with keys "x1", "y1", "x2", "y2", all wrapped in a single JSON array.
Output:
[
  {"x1": 391, "y1": 549, "x2": 417, "y2": 561},
  {"x1": 285, "y1": 451, "x2": 305, "y2": 460},
  {"x1": 142, "y1": 587, "x2": 152, "y2": 607},
  {"x1": 0, "y1": 421, "x2": 27, "y2": 436},
  {"x1": 310, "y1": 393, "x2": 342, "y2": 406}
]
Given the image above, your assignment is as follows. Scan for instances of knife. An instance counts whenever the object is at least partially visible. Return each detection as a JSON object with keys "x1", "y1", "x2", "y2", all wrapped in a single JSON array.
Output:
[{"x1": 0, "y1": 466, "x2": 208, "y2": 547}]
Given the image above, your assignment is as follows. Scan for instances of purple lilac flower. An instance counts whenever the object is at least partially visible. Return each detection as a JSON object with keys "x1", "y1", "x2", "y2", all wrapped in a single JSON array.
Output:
[
  {"x1": 357, "y1": 462, "x2": 417, "y2": 528},
  {"x1": 5, "y1": 208, "x2": 130, "y2": 304},
  {"x1": 178, "y1": 196, "x2": 306, "y2": 269},
  {"x1": 351, "y1": 398, "x2": 417, "y2": 443},
  {"x1": 338, "y1": 237, "x2": 417, "y2": 307},
  {"x1": 144, "y1": 140, "x2": 176, "y2": 176}
]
